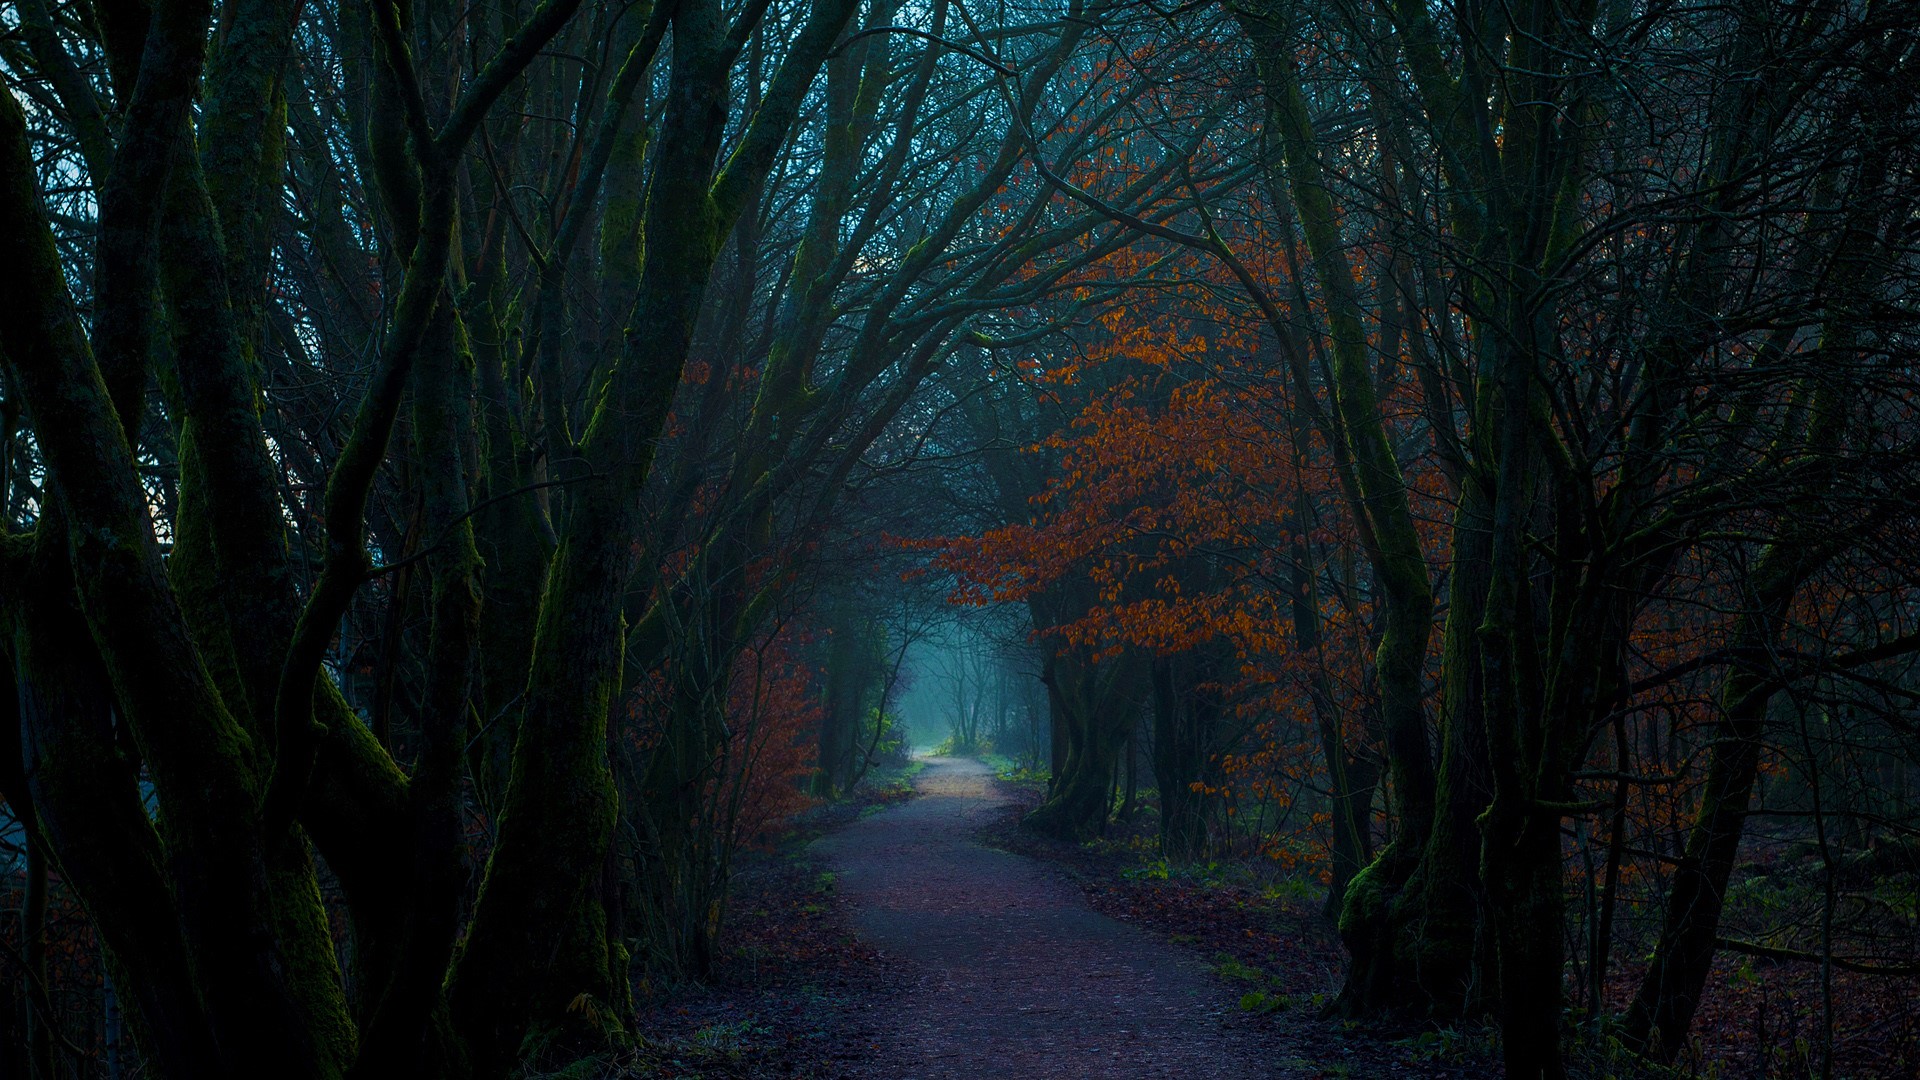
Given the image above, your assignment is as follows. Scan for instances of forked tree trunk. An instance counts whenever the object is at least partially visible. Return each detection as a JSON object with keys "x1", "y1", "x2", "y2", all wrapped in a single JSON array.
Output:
[
  {"x1": 1625, "y1": 537, "x2": 1828, "y2": 1059},
  {"x1": 1027, "y1": 648, "x2": 1139, "y2": 838},
  {"x1": 1151, "y1": 652, "x2": 1220, "y2": 862}
]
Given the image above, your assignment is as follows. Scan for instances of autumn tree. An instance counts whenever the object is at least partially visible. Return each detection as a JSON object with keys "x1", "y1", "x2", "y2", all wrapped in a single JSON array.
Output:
[{"x1": 935, "y1": 1, "x2": 1920, "y2": 1075}]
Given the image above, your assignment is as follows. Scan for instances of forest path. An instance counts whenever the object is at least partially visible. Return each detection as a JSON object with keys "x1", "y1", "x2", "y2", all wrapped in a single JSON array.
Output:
[{"x1": 811, "y1": 756, "x2": 1287, "y2": 1079}]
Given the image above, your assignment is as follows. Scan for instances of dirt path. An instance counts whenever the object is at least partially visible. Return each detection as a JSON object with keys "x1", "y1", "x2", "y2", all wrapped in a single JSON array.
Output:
[{"x1": 811, "y1": 756, "x2": 1286, "y2": 1079}]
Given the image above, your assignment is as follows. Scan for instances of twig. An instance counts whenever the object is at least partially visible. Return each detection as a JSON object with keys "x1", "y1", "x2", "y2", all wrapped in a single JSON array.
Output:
[
  {"x1": 1716, "y1": 936, "x2": 1920, "y2": 977},
  {"x1": 364, "y1": 474, "x2": 596, "y2": 579}
]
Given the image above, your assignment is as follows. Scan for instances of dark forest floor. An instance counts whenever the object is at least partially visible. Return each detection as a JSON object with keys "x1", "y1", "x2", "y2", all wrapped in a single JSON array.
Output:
[
  {"x1": 606, "y1": 775, "x2": 918, "y2": 1079},
  {"x1": 604, "y1": 758, "x2": 1496, "y2": 1078},
  {"x1": 595, "y1": 756, "x2": 1920, "y2": 1079},
  {"x1": 973, "y1": 771, "x2": 1920, "y2": 1080},
  {"x1": 967, "y1": 764, "x2": 1501, "y2": 1080}
]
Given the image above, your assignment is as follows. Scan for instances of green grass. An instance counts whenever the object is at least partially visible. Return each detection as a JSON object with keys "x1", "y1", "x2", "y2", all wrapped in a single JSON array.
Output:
[
  {"x1": 1238, "y1": 989, "x2": 1294, "y2": 1015},
  {"x1": 1119, "y1": 856, "x2": 1240, "y2": 891},
  {"x1": 865, "y1": 760, "x2": 925, "y2": 795},
  {"x1": 1212, "y1": 955, "x2": 1268, "y2": 982},
  {"x1": 977, "y1": 751, "x2": 1049, "y2": 787}
]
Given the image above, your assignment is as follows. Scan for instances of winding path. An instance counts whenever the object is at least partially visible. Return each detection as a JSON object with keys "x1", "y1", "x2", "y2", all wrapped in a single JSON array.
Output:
[{"x1": 812, "y1": 756, "x2": 1283, "y2": 1079}]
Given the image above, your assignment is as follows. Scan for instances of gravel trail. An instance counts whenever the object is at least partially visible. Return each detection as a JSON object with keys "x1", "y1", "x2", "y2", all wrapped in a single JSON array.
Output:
[{"x1": 811, "y1": 756, "x2": 1285, "y2": 1079}]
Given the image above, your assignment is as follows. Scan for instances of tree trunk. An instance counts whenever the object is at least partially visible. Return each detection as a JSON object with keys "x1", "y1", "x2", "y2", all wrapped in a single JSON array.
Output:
[
  {"x1": 1027, "y1": 648, "x2": 1139, "y2": 838},
  {"x1": 1150, "y1": 653, "x2": 1218, "y2": 862}
]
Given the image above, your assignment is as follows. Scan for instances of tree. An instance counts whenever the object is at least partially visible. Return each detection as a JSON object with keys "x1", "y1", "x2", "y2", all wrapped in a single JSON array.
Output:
[
  {"x1": 0, "y1": 0, "x2": 864, "y2": 1069},
  {"x1": 933, "y1": 1, "x2": 1920, "y2": 1073},
  {"x1": 1230, "y1": 2, "x2": 1920, "y2": 1073}
]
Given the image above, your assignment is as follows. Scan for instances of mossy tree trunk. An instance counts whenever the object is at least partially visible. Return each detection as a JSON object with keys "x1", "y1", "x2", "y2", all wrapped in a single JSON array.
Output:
[
  {"x1": 816, "y1": 601, "x2": 886, "y2": 796},
  {"x1": 1624, "y1": 455, "x2": 1846, "y2": 1059},
  {"x1": 1150, "y1": 648, "x2": 1227, "y2": 862},
  {"x1": 0, "y1": 0, "x2": 818, "y2": 1071},
  {"x1": 449, "y1": 0, "x2": 865, "y2": 1055},
  {"x1": 1025, "y1": 644, "x2": 1143, "y2": 839},
  {"x1": 1237, "y1": 0, "x2": 1442, "y2": 1016}
]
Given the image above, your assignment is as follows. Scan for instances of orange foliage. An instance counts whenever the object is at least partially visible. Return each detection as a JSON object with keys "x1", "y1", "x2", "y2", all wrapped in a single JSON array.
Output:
[{"x1": 718, "y1": 626, "x2": 823, "y2": 850}]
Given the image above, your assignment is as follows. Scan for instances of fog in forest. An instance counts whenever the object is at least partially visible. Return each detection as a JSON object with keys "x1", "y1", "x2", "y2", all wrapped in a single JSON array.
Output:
[
  {"x1": 4, "y1": 0, "x2": 1919, "y2": 1076},
  {"x1": 888, "y1": 624, "x2": 1046, "y2": 755}
]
